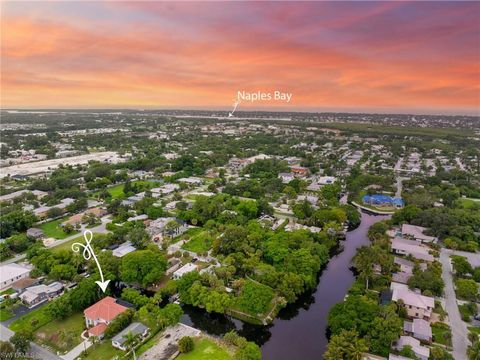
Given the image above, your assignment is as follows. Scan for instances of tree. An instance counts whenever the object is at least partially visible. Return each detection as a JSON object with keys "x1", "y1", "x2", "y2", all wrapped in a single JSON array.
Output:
[
  {"x1": 46, "y1": 295, "x2": 73, "y2": 319},
  {"x1": 451, "y1": 256, "x2": 473, "y2": 277},
  {"x1": 324, "y1": 330, "x2": 368, "y2": 360},
  {"x1": 104, "y1": 309, "x2": 134, "y2": 338},
  {"x1": 123, "y1": 331, "x2": 140, "y2": 359},
  {"x1": 234, "y1": 342, "x2": 262, "y2": 360},
  {"x1": 47, "y1": 207, "x2": 63, "y2": 219},
  {"x1": 367, "y1": 305, "x2": 403, "y2": 356},
  {"x1": 328, "y1": 295, "x2": 379, "y2": 336},
  {"x1": 455, "y1": 279, "x2": 479, "y2": 301},
  {"x1": 126, "y1": 227, "x2": 150, "y2": 249},
  {"x1": 354, "y1": 246, "x2": 376, "y2": 290},
  {"x1": 468, "y1": 341, "x2": 480, "y2": 360},
  {"x1": 10, "y1": 329, "x2": 33, "y2": 353},
  {"x1": 178, "y1": 336, "x2": 194, "y2": 353},
  {"x1": 430, "y1": 346, "x2": 454, "y2": 360},
  {"x1": 120, "y1": 250, "x2": 167, "y2": 287}
]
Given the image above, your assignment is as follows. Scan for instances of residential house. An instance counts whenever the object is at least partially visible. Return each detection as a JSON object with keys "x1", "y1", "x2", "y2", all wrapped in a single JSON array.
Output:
[
  {"x1": 84, "y1": 297, "x2": 129, "y2": 338},
  {"x1": 0, "y1": 263, "x2": 31, "y2": 291},
  {"x1": 290, "y1": 166, "x2": 309, "y2": 177},
  {"x1": 391, "y1": 238, "x2": 434, "y2": 262},
  {"x1": 278, "y1": 173, "x2": 295, "y2": 184},
  {"x1": 392, "y1": 288, "x2": 434, "y2": 320},
  {"x1": 403, "y1": 319, "x2": 432, "y2": 342},
  {"x1": 20, "y1": 282, "x2": 63, "y2": 308},
  {"x1": 147, "y1": 217, "x2": 188, "y2": 242},
  {"x1": 172, "y1": 263, "x2": 198, "y2": 280},
  {"x1": 401, "y1": 224, "x2": 437, "y2": 244},
  {"x1": 26, "y1": 228, "x2": 44, "y2": 239},
  {"x1": 111, "y1": 322, "x2": 149, "y2": 351},
  {"x1": 177, "y1": 177, "x2": 203, "y2": 185},
  {"x1": 392, "y1": 336, "x2": 429, "y2": 360},
  {"x1": 112, "y1": 242, "x2": 136, "y2": 258}
]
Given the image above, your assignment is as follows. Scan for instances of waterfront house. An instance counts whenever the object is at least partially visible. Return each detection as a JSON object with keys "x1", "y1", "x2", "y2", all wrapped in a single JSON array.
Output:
[
  {"x1": 84, "y1": 296, "x2": 129, "y2": 339},
  {"x1": 392, "y1": 288, "x2": 434, "y2": 320},
  {"x1": 401, "y1": 224, "x2": 437, "y2": 244}
]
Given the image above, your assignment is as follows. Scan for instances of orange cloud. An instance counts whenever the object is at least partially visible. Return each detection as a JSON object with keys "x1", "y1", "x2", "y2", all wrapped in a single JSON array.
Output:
[{"x1": 1, "y1": 2, "x2": 479, "y2": 114}]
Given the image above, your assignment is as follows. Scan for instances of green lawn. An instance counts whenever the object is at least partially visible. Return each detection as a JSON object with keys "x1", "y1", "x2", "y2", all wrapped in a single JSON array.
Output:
[
  {"x1": 93, "y1": 180, "x2": 159, "y2": 200},
  {"x1": 181, "y1": 231, "x2": 213, "y2": 254},
  {"x1": 9, "y1": 305, "x2": 52, "y2": 332},
  {"x1": 177, "y1": 338, "x2": 231, "y2": 360},
  {"x1": 468, "y1": 326, "x2": 480, "y2": 335},
  {"x1": 34, "y1": 312, "x2": 85, "y2": 353},
  {"x1": 40, "y1": 217, "x2": 79, "y2": 239},
  {"x1": 51, "y1": 233, "x2": 101, "y2": 253},
  {"x1": 432, "y1": 322, "x2": 452, "y2": 346},
  {"x1": 82, "y1": 340, "x2": 123, "y2": 360},
  {"x1": 0, "y1": 308, "x2": 14, "y2": 321},
  {"x1": 458, "y1": 198, "x2": 480, "y2": 210}
]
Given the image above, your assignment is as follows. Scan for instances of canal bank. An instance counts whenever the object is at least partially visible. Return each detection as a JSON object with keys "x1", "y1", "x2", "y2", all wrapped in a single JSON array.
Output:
[{"x1": 181, "y1": 210, "x2": 391, "y2": 359}]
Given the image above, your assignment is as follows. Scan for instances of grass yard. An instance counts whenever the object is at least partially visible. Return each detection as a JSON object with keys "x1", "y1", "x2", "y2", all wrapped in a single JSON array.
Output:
[
  {"x1": 51, "y1": 233, "x2": 100, "y2": 253},
  {"x1": 0, "y1": 308, "x2": 14, "y2": 321},
  {"x1": 34, "y1": 312, "x2": 85, "y2": 353},
  {"x1": 40, "y1": 217, "x2": 79, "y2": 239},
  {"x1": 9, "y1": 304, "x2": 52, "y2": 332},
  {"x1": 181, "y1": 231, "x2": 213, "y2": 254},
  {"x1": 458, "y1": 198, "x2": 480, "y2": 210},
  {"x1": 82, "y1": 340, "x2": 123, "y2": 360},
  {"x1": 177, "y1": 338, "x2": 231, "y2": 360},
  {"x1": 93, "y1": 180, "x2": 159, "y2": 200},
  {"x1": 432, "y1": 322, "x2": 452, "y2": 346},
  {"x1": 469, "y1": 326, "x2": 480, "y2": 336}
]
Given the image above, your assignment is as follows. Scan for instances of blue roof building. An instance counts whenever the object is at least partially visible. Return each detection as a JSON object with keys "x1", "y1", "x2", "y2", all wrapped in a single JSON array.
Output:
[{"x1": 363, "y1": 194, "x2": 404, "y2": 208}]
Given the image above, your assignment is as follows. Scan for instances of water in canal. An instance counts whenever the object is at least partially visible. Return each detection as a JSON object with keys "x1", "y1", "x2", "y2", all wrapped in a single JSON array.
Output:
[{"x1": 181, "y1": 210, "x2": 390, "y2": 359}]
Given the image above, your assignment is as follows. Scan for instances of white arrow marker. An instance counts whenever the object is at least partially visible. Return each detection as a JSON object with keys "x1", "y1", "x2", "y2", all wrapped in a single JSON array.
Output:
[
  {"x1": 72, "y1": 230, "x2": 110, "y2": 292},
  {"x1": 228, "y1": 99, "x2": 241, "y2": 118}
]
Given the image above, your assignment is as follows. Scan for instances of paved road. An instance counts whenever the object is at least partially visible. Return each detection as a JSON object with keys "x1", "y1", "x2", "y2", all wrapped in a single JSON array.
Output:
[
  {"x1": 0, "y1": 324, "x2": 62, "y2": 360},
  {"x1": 1, "y1": 216, "x2": 111, "y2": 266},
  {"x1": 444, "y1": 248, "x2": 480, "y2": 268},
  {"x1": 440, "y1": 249, "x2": 469, "y2": 360}
]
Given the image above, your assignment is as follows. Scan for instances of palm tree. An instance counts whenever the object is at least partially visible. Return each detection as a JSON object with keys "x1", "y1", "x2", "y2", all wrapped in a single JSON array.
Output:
[
  {"x1": 354, "y1": 246, "x2": 376, "y2": 290},
  {"x1": 123, "y1": 331, "x2": 140, "y2": 360}
]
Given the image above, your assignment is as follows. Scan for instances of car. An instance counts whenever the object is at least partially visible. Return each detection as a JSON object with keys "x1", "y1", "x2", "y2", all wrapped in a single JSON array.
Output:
[{"x1": 474, "y1": 314, "x2": 480, "y2": 321}]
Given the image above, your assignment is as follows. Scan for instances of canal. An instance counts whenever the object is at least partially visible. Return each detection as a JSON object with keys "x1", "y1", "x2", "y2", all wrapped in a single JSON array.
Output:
[{"x1": 181, "y1": 210, "x2": 391, "y2": 359}]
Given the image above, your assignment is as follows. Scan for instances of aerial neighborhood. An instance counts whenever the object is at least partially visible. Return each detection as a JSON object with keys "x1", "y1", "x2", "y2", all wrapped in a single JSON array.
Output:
[{"x1": 0, "y1": 111, "x2": 479, "y2": 360}]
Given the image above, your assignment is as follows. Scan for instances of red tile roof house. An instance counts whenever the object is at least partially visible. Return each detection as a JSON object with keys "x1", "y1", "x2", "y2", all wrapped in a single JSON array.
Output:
[{"x1": 83, "y1": 297, "x2": 128, "y2": 339}]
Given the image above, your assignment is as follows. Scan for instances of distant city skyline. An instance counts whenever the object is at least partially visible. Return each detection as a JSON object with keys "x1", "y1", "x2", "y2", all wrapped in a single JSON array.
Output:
[{"x1": 2, "y1": 1, "x2": 479, "y2": 115}]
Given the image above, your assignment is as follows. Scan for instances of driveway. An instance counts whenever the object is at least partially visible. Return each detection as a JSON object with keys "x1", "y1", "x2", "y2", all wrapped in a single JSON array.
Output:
[{"x1": 440, "y1": 249, "x2": 469, "y2": 360}]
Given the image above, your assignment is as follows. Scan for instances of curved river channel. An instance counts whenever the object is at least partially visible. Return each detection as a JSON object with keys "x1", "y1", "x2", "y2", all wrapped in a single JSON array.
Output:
[{"x1": 181, "y1": 210, "x2": 391, "y2": 359}]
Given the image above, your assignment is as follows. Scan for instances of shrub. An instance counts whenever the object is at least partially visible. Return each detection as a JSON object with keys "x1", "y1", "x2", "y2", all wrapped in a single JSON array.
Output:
[{"x1": 178, "y1": 336, "x2": 194, "y2": 353}]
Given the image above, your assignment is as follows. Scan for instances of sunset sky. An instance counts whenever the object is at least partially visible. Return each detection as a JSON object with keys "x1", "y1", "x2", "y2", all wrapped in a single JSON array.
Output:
[{"x1": 1, "y1": 1, "x2": 479, "y2": 114}]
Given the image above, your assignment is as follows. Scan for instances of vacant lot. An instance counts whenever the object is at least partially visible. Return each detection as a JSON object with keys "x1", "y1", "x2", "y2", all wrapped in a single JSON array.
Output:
[
  {"x1": 40, "y1": 217, "x2": 79, "y2": 239},
  {"x1": 34, "y1": 312, "x2": 84, "y2": 353},
  {"x1": 181, "y1": 231, "x2": 213, "y2": 254},
  {"x1": 177, "y1": 338, "x2": 231, "y2": 360}
]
